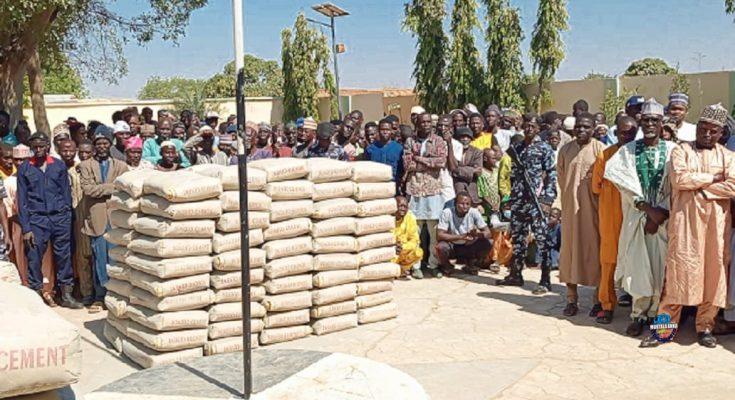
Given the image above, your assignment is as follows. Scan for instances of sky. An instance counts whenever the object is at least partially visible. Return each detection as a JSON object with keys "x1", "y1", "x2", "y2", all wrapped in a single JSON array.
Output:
[{"x1": 86, "y1": 0, "x2": 735, "y2": 99}]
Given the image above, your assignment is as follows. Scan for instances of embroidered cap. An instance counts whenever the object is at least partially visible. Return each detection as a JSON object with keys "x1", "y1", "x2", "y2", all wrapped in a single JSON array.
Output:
[
  {"x1": 668, "y1": 92, "x2": 689, "y2": 107},
  {"x1": 13, "y1": 144, "x2": 32, "y2": 159},
  {"x1": 699, "y1": 103, "x2": 729, "y2": 127},
  {"x1": 303, "y1": 117, "x2": 318, "y2": 131},
  {"x1": 641, "y1": 98, "x2": 664, "y2": 117}
]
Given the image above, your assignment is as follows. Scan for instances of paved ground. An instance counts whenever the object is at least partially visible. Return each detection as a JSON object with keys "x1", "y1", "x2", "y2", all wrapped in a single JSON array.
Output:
[{"x1": 47, "y1": 268, "x2": 735, "y2": 400}]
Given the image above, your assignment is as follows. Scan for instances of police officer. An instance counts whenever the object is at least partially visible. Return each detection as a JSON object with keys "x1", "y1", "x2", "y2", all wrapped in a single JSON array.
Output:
[
  {"x1": 496, "y1": 114, "x2": 557, "y2": 294},
  {"x1": 18, "y1": 132, "x2": 82, "y2": 308}
]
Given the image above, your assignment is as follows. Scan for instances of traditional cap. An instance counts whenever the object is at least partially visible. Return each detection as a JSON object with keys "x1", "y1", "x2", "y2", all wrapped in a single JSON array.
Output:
[
  {"x1": 93, "y1": 127, "x2": 113, "y2": 144},
  {"x1": 503, "y1": 108, "x2": 521, "y2": 118},
  {"x1": 303, "y1": 117, "x2": 317, "y2": 131},
  {"x1": 668, "y1": 92, "x2": 689, "y2": 107},
  {"x1": 563, "y1": 117, "x2": 576, "y2": 130},
  {"x1": 219, "y1": 133, "x2": 234, "y2": 145},
  {"x1": 160, "y1": 140, "x2": 176, "y2": 149},
  {"x1": 486, "y1": 104, "x2": 501, "y2": 115},
  {"x1": 199, "y1": 125, "x2": 214, "y2": 135},
  {"x1": 285, "y1": 121, "x2": 297, "y2": 129},
  {"x1": 140, "y1": 124, "x2": 155, "y2": 134},
  {"x1": 699, "y1": 103, "x2": 729, "y2": 127},
  {"x1": 52, "y1": 123, "x2": 70, "y2": 139},
  {"x1": 205, "y1": 111, "x2": 219, "y2": 119},
  {"x1": 125, "y1": 136, "x2": 143, "y2": 150},
  {"x1": 296, "y1": 117, "x2": 305, "y2": 128},
  {"x1": 13, "y1": 144, "x2": 32, "y2": 159},
  {"x1": 113, "y1": 120, "x2": 130, "y2": 133},
  {"x1": 455, "y1": 127, "x2": 473, "y2": 138},
  {"x1": 29, "y1": 132, "x2": 49, "y2": 142},
  {"x1": 258, "y1": 122, "x2": 272, "y2": 131},
  {"x1": 641, "y1": 98, "x2": 665, "y2": 117},
  {"x1": 595, "y1": 124, "x2": 609, "y2": 131},
  {"x1": 317, "y1": 122, "x2": 335, "y2": 139},
  {"x1": 464, "y1": 103, "x2": 479, "y2": 114},
  {"x1": 410, "y1": 106, "x2": 426, "y2": 115},
  {"x1": 626, "y1": 95, "x2": 645, "y2": 108},
  {"x1": 225, "y1": 124, "x2": 238, "y2": 134},
  {"x1": 431, "y1": 114, "x2": 439, "y2": 125}
]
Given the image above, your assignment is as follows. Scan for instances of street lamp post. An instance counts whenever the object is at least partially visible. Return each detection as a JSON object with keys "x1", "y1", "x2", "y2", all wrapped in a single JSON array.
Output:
[{"x1": 308, "y1": 2, "x2": 349, "y2": 119}]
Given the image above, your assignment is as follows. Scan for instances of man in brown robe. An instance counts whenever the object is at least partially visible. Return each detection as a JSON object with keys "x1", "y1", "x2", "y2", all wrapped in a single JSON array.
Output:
[
  {"x1": 641, "y1": 103, "x2": 735, "y2": 348},
  {"x1": 556, "y1": 112, "x2": 606, "y2": 317}
]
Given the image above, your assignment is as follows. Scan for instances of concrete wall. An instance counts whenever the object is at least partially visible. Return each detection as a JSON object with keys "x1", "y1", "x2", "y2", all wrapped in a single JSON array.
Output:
[{"x1": 382, "y1": 94, "x2": 419, "y2": 123}]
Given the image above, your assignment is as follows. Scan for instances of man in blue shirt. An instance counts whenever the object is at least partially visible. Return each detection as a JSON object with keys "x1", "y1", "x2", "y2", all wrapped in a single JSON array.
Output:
[{"x1": 365, "y1": 118, "x2": 404, "y2": 185}]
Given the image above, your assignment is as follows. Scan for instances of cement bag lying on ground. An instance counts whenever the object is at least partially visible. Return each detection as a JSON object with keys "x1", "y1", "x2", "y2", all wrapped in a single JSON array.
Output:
[
  {"x1": 311, "y1": 217, "x2": 356, "y2": 238},
  {"x1": 109, "y1": 246, "x2": 129, "y2": 263},
  {"x1": 218, "y1": 211, "x2": 270, "y2": 232},
  {"x1": 262, "y1": 291, "x2": 312, "y2": 312},
  {"x1": 263, "y1": 218, "x2": 311, "y2": 241},
  {"x1": 357, "y1": 198, "x2": 397, "y2": 217},
  {"x1": 127, "y1": 321, "x2": 208, "y2": 351},
  {"x1": 105, "y1": 278, "x2": 133, "y2": 297},
  {"x1": 212, "y1": 230, "x2": 263, "y2": 253},
  {"x1": 357, "y1": 301, "x2": 398, "y2": 324},
  {"x1": 357, "y1": 281, "x2": 394, "y2": 295},
  {"x1": 312, "y1": 198, "x2": 358, "y2": 219},
  {"x1": 126, "y1": 304, "x2": 209, "y2": 331},
  {"x1": 213, "y1": 286, "x2": 266, "y2": 303},
  {"x1": 140, "y1": 195, "x2": 222, "y2": 220},
  {"x1": 264, "y1": 254, "x2": 313, "y2": 279},
  {"x1": 312, "y1": 181, "x2": 356, "y2": 201},
  {"x1": 262, "y1": 236, "x2": 312, "y2": 260},
  {"x1": 109, "y1": 210, "x2": 139, "y2": 230},
  {"x1": 249, "y1": 158, "x2": 307, "y2": 182},
  {"x1": 204, "y1": 335, "x2": 259, "y2": 356},
  {"x1": 129, "y1": 288, "x2": 213, "y2": 312},
  {"x1": 312, "y1": 313, "x2": 358, "y2": 336},
  {"x1": 103, "y1": 321, "x2": 125, "y2": 353},
  {"x1": 143, "y1": 170, "x2": 223, "y2": 202},
  {"x1": 0, "y1": 283, "x2": 81, "y2": 398},
  {"x1": 356, "y1": 232, "x2": 395, "y2": 252},
  {"x1": 210, "y1": 269, "x2": 264, "y2": 290},
  {"x1": 311, "y1": 283, "x2": 357, "y2": 305},
  {"x1": 208, "y1": 302, "x2": 266, "y2": 322},
  {"x1": 107, "y1": 192, "x2": 141, "y2": 212},
  {"x1": 263, "y1": 309, "x2": 310, "y2": 329},
  {"x1": 263, "y1": 274, "x2": 313, "y2": 294},
  {"x1": 220, "y1": 191, "x2": 271, "y2": 212},
  {"x1": 125, "y1": 254, "x2": 212, "y2": 279},
  {"x1": 129, "y1": 270, "x2": 210, "y2": 298},
  {"x1": 259, "y1": 325, "x2": 312, "y2": 345},
  {"x1": 313, "y1": 253, "x2": 360, "y2": 271},
  {"x1": 115, "y1": 169, "x2": 164, "y2": 198},
  {"x1": 133, "y1": 216, "x2": 215, "y2": 238},
  {"x1": 128, "y1": 235, "x2": 212, "y2": 258},
  {"x1": 358, "y1": 262, "x2": 401, "y2": 281},
  {"x1": 358, "y1": 246, "x2": 396, "y2": 266},
  {"x1": 312, "y1": 236, "x2": 357, "y2": 254},
  {"x1": 306, "y1": 158, "x2": 353, "y2": 183},
  {"x1": 122, "y1": 339, "x2": 202, "y2": 369},
  {"x1": 104, "y1": 228, "x2": 138, "y2": 247},
  {"x1": 265, "y1": 180, "x2": 314, "y2": 200},
  {"x1": 0, "y1": 261, "x2": 21, "y2": 284},
  {"x1": 212, "y1": 248, "x2": 267, "y2": 271},
  {"x1": 354, "y1": 215, "x2": 396, "y2": 236},
  {"x1": 105, "y1": 292, "x2": 128, "y2": 318},
  {"x1": 353, "y1": 182, "x2": 396, "y2": 201},
  {"x1": 356, "y1": 291, "x2": 393, "y2": 308},
  {"x1": 209, "y1": 319, "x2": 264, "y2": 339},
  {"x1": 106, "y1": 261, "x2": 130, "y2": 282},
  {"x1": 270, "y1": 200, "x2": 314, "y2": 222},
  {"x1": 351, "y1": 161, "x2": 393, "y2": 182},
  {"x1": 313, "y1": 270, "x2": 359, "y2": 288},
  {"x1": 310, "y1": 300, "x2": 357, "y2": 319}
]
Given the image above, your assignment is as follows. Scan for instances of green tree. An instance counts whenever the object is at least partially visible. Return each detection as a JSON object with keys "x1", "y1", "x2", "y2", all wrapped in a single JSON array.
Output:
[
  {"x1": 446, "y1": 0, "x2": 485, "y2": 109},
  {"x1": 600, "y1": 87, "x2": 636, "y2": 125},
  {"x1": 138, "y1": 77, "x2": 205, "y2": 100},
  {"x1": 170, "y1": 83, "x2": 222, "y2": 119},
  {"x1": 22, "y1": 52, "x2": 87, "y2": 106},
  {"x1": 623, "y1": 58, "x2": 675, "y2": 76},
  {"x1": 403, "y1": 0, "x2": 448, "y2": 113},
  {"x1": 669, "y1": 65, "x2": 690, "y2": 95},
  {"x1": 205, "y1": 54, "x2": 283, "y2": 98},
  {"x1": 484, "y1": 0, "x2": 524, "y2": 110},
  {"x1": 529, "y1": 0, "x2": 569, "y2": 111}
]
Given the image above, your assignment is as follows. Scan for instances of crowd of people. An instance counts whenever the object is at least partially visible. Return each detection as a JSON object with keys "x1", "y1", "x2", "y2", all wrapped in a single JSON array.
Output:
[{"x1": 1, "y1": 90, "x2": 735, "y2": 348}]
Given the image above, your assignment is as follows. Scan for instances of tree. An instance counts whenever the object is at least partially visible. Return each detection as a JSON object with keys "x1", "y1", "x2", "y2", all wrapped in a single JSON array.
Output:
[
  {"x1": 669, "y1": 65, "x2": 690, "y2": 95},
  {"x1": 446, "y1": 0, "x2": 485, "y2": 109},
  {"x1": 138, "y1": 77, "x2": 204, "y2": 100},
  {"x1": 484, "y1": 0, "x2": 525, "y2": 110},
  {"x1": 529, "y1": 0, "x2": 569, "y2": 111},
  {"x1": 24, "y1": 53, "x2": 87, "y2": 101},
  {"x1": 403, "y1": 0, "x2": 449, "y2": 113},
  {"x1": 623, "y1": 58, "x2": 675, "y2": 76},
  {"x1": 205, "y1": 54, "x2": 283, "y2": 98},
  {"x1": 583, "y1": 71, "x2": 614, "y2": 80},
  {"x1": 170, "y1": 83, "x2": 222, "y2": 119}
]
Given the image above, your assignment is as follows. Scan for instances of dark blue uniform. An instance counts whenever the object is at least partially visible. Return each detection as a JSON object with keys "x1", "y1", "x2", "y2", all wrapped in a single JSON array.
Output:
[{"x1": 17, "y1": 156, "x2": 73, "y2": 291}]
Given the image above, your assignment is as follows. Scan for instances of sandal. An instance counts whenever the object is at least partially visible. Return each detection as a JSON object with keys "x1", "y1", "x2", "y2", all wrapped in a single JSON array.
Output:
[
  {"x1": 488, "y1": 264, "x2": 501, "y2": 274},
  {"x1": 88, "y1": 301, "x2": 104, "y2": 314},
  {"x1": 596, "y1": 310, "x2": 613, "y2": 324},
  {"x1": 563, "y1": 302, "x2": 579, "y2": 317},
  {"x1": 588, "y1": 303, "x2": 603, "y2": 317},
  {"x1": 42, "y1": 292, "x2": 58, "y2": 307}
]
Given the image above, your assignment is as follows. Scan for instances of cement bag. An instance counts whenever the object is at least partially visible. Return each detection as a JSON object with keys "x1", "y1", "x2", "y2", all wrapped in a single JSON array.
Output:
[
  {"x1": 109, "y1": 210, "x2": 139, "y2": 230},
  {"x1": 126, "y1": 304, "x2": 209, "y2": 331},
  {"x1": 262, "y1": 236, "x2": 312, "y2": 260},
  {"x1": 213, "y1": 285, "x2": 266, "y2": 303},
  {"x1": 115, "y1": 169, "x2": 164, "y2": 198},
  {"x1": 311, "y1": 283, "x2": 357, "y2": 305},
  {"x1": 122, "y1": 339, "x2": 202, "y2": 370},
  {"x1": 220, "y1": 191, "x2": 271, "y2": 212},
  {"x1": 359, "y1": 262, "x2": 401, "y2": 281},
  {"x1": 263, "y1": 309, "x2": 310, "y2": 329},
  {"x1": 259, "y1": 325, "x2": 312, "y2": 345},
  {"x1": 109, "y1": 246, "x2": 129, "y2": 263},
  {"x1": 353, "y1": 182, "x2": 396, "y2": 201},
  {"x1": 212, "y1": 230, "x2": 263, "y2": 253},
  {"x1": 357, "y1": 198, "x2": 397, "y2": 217},
  {"x1": 312, "y1": 198, "x2": 358, "y2": 219},
  {"x1": 212, "y1": 248, "x2": 267, "y2": 271},
  {"x1": 105, "y1": 292, "x2": 128, "y2": 318},
  {"x1": 242, "y1": 167, "x2": 267, "y2": 190},
  {"x1": 312, "y1": 236, "x2": 357, "y2": 254},
  {"x1": 358, "y1": 246, "x2": 396, "y2": 266},
  {"x1": 355, "y1": 215, "x2": 395, "y2": 236},
  {"x1": 263, "y1": 218, "x2": 311, "y2": 241},
  {"x1": 208, "y1": 302, "x2": 266, "y2": 322},
  {"x1": 129, "y1": 235, "x2": 212, "y2": 258},
  {"x1": 125, "y1": 253, "x2": 212, "y2": 279},
  {"x1": 129, "y1": 288, "x2": 213, "y2": 312},
  {"x1": 208, "y1": 319, "x2": 263, "y2": 339},
  {"x1": 351, "y1": 161, "x2": 393, "y2": 182},
  {"x1": 264, "y1": 254, "x2": 313, "y2": 279},
  {"x1": 306, "y1": 158, "x2": 353, "y2": 183},
  {"x1": 313, "y1": 253, "x2": 360, "y2": 271},
  {"x1": 209, "y1": 269, "x2": 264, "y2": 289},
  {"x1": 107, "y1": 312, "x2": 129, "y2": 334},
  {"x1": 129, "y1": 270, "x2": 210, "y2": 298},
  {"x1": 143, "y1": 170, "x2": 223, "y2": 202},
  {"x1": 356, "y1": 232, "x2": 395, "y2": 251},
  {"x1": 313, "y1": 181, "x2": 355, "y2": 201},
  {"x1": 106, "y1": 278, "x2": 133, "y2": 297},
  {"x1": 218, "y1": 211, "x2": 270, "y2": 232},
  {"x1": 104, "y1": 228, "x2": 138, "y2": 247},
  {"x1": 188, "y1": 164, "x2": 225, "y2": 176},
  {"x1": 310, "y1": 217, "x2": 356, "y2": 238},
  {"x1": 0, "y1": 283, "x2": 81, "y2": 397},
  {"x1": 313, "y1": 270, "x2": 358, "y2": 288},
  {"x1": 263, "y1": 274, "x2": 313, "y2": 294},
  {"x1": 312, "y1": 313, "x2": 358, "y2": 336},
  {"x1": 140, "y1": 195, "x2": 222, "y2": 220},
  {"x1": 106, "y1": 261, "x2": 130, "y2": 282},
  {"x1": 356, "y1": 290, "x2": 393, "y2": 308},
  {"x1": 357, "y1": 302, "x2": 398, "y2": 324},
  {"x1": 249, "y1": 158, "x2": 307, "y2": 182},
  {"x1": 133, "y1": 216, "x2": 215, "y2": 238},
  {"x1": 357, "y1": 281, "x2": 394, "y2": 295},
  {"x1": 265, "y1": 180, "x2": 313, "y2": 201},
  {"x1": 204, "y1": 335, "x2": 259, "y2": 356},
  {"x1": 262, "y1": 291, "x2": 312, "y2": 312},
  {"x1": 0, "y1": 261, "x2": 21, "y2": 284},
  {"x1": 108, "y1": 192, "x2": 140, "y2": 212},
  {"x1": 103, "y1": 321, "x2": 125, "y2": 353},
  {"x1": 270, "y1": 200, "x2": 314, "y2": 222},
  {"x1": 310, "y1": 300, "x2": 356, "y2": 319}
]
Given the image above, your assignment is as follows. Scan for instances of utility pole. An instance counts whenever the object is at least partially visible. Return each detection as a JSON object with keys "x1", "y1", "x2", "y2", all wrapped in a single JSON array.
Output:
[{"x1": 308, "y1": 3, "x2": 349, "y2": 119}]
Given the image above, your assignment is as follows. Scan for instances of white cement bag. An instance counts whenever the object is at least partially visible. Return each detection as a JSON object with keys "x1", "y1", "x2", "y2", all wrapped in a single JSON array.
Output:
[
  {"x1": 208, "y1": 319, "x2": 263, "y2": 339},
  {"x1": 249, "y1": 158, "x2": 307, "y2": 182},
  {"x1": 108, "y1": 192, "x2": 141, "y2": 212},
  {"x1": 194, "y1": 165, "x2": 262, "y2": 191},
  {"x1": 306, "y1": 158, "x2": 353, "y2": 183},
  {"x1": 265, "y1": 180, "x2": 314, "y2": 200},
  {"x1": 312, "y1": 236, "x2": 357, "y2": 254},
  {"x1": 204, "y1": 335, "x2": 259, "y2": 356},
  {"x1": 351, "y1": 161, "x2": 393, "y2": 182},
  {"x1": 212, "y1": 230, "x2": 263, "y2": 253},
  {"x1": 263, "y1": 218, "x2": 311, "y2": 241},
  {"x1": 104, "y1": 228, "x2": 138, "y2": 247},
  {"x1": 104, "y1": 292, "x2": 128, "y2": 318},
  {"x1": 129, "y1": 270, "x2": 210, "y2": 298},
  {"x1": 311, "y1": 313, "x2": 358, "y2": 336},
  {"x1": 270, "y1": 200, "x2": 314, "y2": 222},
  {"x1": 357, "y1": 198, "x2": 397, "y2": 217},
  {"x1": 262, "y1": 291, "x2": 312, "y2": 312},
  {"x1": 140, "y1": 195, "x2": 222, "y2": 220},
  {"x1": 208, "y1": 302, "x2": 266, "y2": 322},
  {"x1": 128, "y1": 235, "x2": 212, "y2": 258},
  {"x1": 358, "y1": 246, "x2": 396, "y2": 266},
  {"x1": 209, "y1": 269, "x2": 264, "y2": 289},
  {"x1": 103, "y1": 321, "x2": 125, "y2": 353},
  {"x1": 129, "y1": 288, "x2": 213, "y2": 312},
  {"x1": 133, "y1": 216, "x2": 215, "y2": 238},
  {"x1": 311, "y1": 283, "x2": 357, "y2": 306},
  {"x1": 125, "y1": 254, "x2": 212, "y2": 279},
  {"x1": 357, "y1": 301, "x2": 398, "y2": 324},
  {"x1": 188, "y1": 164, "x2": 225, "y2": 176},
  {"x1": 356, "y1": 290, "x2": 393, "y2": 308},
  {"x1": 263, "y1": 309, "x2": 310, "y2": 329},
  {"x1": 218, "y1": 211, "x2": 270, "y2": 232},
  {"x1": 212, "y1": 248, "x2": 267, "y2": 271},
  {"x1": 313, "y1": 253, "x2": 360, "y2": 271},
  {"x1": 312, "y1": 198, "x2": 358, "y2": 219},
  {"x1": 107, "y1": 312, "x2": 129, "y2": 334},
  {"x1": 259, "y1": 325, "x2": 312, "y2": 345},
  {"x1": 262, "y1": 236, "x2": 312, "y2": 260},
  {"x1": 212, "y1": 285, "x2": 266, "y2": 303},
  {"x1": 126, "y1": 304, "x2": 209, "y2": 331},
  {"x1": 109, "y1": 210, "x2": 139, "y2": 230},
  {"x1": 312, "y1": 181, "x2": 356, "y2": 201},
  {"x1": 356, "y1": 281, "x2": 394, "y2": 295},
  {"x1": 356, "y1": 232, "x2": 395, "y2": 251},
  {"x1": 109, "y1": 246, "x2": 129, "y2": 263},
  {"x1": 354, "y1": 215, "x2": 396, "y2": 236},
  {"x1": 105, "y1": 278, "x2": 133, "y2": 297},
  {"x1": 310, "y1": 217, "x2": 356, "y2": 238},
  {"x1": 143, "y1": 170, "x2": 223, "y2": 202},
  {"x1": 263, "y1": 274, "x2": 313, "y2": 294},
  {"x1": 310, "y1": 300, "x2": 357, "y2": 319},
  {"x1": 358, "y1": 262, "x2": 401, "y2": 281},
  {"x1": 264, "y1": 254, "x2": 313, "y2": 279},
  {"x1": 353, "y1": 182, "x2": 396, "y2": 201},
  {"x1": 115, "y1": 169, "x2": 164, "y2": 198},
  {"x1": 122, "y1": 339, "x2": 202, "y2": 369},
  {"x1": 106, "y1": 261, "x2": 130, "y2": 282},
  {"x1": 0, "y1": 261, "x2": 21, "y2": 284},
  {"x1": 220, "y1": 191, "x2": 271, "y2": 212},
  {"x1": 313, "y1": 270, "x2": 359, "y2": 288}
]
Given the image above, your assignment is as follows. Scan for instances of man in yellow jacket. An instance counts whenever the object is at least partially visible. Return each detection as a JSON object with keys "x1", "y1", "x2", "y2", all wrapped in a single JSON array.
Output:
[{"x1": 392, "y1": 196, "x2": 423, "y2": 276}]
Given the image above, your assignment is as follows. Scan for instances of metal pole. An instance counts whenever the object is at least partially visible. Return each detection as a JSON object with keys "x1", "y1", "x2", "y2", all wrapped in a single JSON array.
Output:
[
  {"x1": 331, "y1": 15, "x2": 342, "y2": 119},
  {"x1": 232, "y1": 0, "x2": 251, "y2": 398}
]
